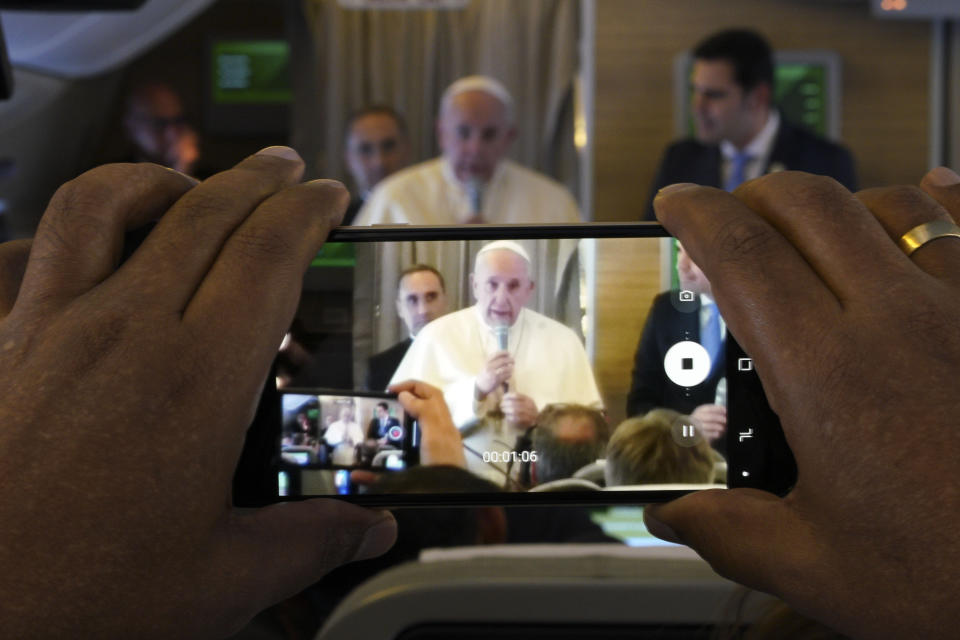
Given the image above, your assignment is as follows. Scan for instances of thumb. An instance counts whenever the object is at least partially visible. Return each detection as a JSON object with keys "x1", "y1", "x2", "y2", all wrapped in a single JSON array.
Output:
[
  {"x1": 211, "y1": 499, "x2": 396, "y2": 622},
  {"x1": 644, "y1": 488, "x2": 816, "y2": 597}
]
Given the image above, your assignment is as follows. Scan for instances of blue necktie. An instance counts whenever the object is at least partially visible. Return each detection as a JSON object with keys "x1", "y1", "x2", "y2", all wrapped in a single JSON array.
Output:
[
  {"x1": 701, "y1": 301, "x2": 723, "y2": 372},
  {"x1": 725, "y1": 151, "x2": 752, "y2": 192}
]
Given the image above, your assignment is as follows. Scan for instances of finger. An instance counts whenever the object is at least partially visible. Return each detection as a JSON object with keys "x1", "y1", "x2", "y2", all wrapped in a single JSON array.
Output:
[
  {"x1": 183, "y1": 179, "x2": 348, "y2": 396},
  {"x1": 857, "y1": 182, "x2": 960, "y2": 287},
  {"x1": 698, "y1": 420, "x2": 722, "y2": 432},
  {"x1": 18, "y1": 164, "x2": 197, "y2": 311},
  {"x1": 644, "y1": 489, "x2": 821, "y2": 603},
  {"x1": 654, "y1": 183, "x2": 838, "y2": 392},
  {"x1": 695, "y1": 406, "x2": 725, "y2": 419},
  {"x1": 0, "y1": 238, "x2": 31, "y2": 317},
  {"x1": 212, "y1": 501, "x2": 395, "y2": 630},
  {"x1": 919, "y1": 166, "x2": 960, "y2": 224},
  {"x1": 388, "y1": 379, "x2": 439, "y2": 399},
  {"x1": 697, "y1": 413, "x2": 725, "y2": 426},
  {"x1": 704, "y1": 426, "x2": 724, "y2": 439},
  {"x1": 736, "y1": 172, "x2": 910, "y2": 302},
  {"x1": 119, "y1": 147, "x2": 307, "y2": 312}
]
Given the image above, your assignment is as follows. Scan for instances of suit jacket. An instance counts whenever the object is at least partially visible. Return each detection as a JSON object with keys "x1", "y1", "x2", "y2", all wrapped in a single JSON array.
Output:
[
  {"x1": 367, "y1": 416, "x2": 402, "y2": 440},
  {"x1": 643, "y1": 119, "x2": 858, "y2": 220},
  {"x1": 365, "y1": 337, "x2": 412, "y2": 391},
  {"x1": 626, "y1": 292, "x2": 723, "y2": 418}
]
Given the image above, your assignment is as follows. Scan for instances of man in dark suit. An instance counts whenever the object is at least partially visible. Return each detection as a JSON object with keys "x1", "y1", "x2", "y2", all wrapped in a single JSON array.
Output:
[
  {"x1": 366, "y1": 402, "x2": 402, "y2": 442},
  {"x1": 365, "y1": 264, "x2": 448, "y2": 391},
  {"x1": 643, "y1": 29, "x2": 857, "y2": 220},
  {"x1": 342, "y1": 105, "x2": 410, "y2": 225},
  {"x1": 627, "y1": 244, "x2": 726, "y2": 447}
]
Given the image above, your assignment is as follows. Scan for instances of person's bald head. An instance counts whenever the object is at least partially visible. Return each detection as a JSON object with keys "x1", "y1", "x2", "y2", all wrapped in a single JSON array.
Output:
[
  {"x1": 437, "y1": 76, "x2": 517, "y2": 185},
  {"x1": 470, "y1": 242, "x2": 534, "y2": 328},
  {"x1": 531, "y1": 405, "x2": 609, "y2": 486}
]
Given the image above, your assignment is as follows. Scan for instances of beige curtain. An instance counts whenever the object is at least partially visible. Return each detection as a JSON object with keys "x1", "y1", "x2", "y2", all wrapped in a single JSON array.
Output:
[{"x1": 289, "y1": 0, "x2": 580, "y2": 195}]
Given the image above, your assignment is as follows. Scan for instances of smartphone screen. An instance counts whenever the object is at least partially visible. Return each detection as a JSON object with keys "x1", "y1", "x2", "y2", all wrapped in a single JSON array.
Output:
[
  {"x1": 239, "y1": 223, "x2": 793, "y2": 506},
  {"x1": 277, "y1": 390, "x2": 417, "y2": 496}
]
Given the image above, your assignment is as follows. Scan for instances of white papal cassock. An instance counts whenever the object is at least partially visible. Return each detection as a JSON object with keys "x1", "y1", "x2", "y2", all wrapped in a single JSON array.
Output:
[
  {"x1": 353, "y1": 158, "x2": 581, "y2": 226},
  {"x1": 390, "y1": 305, "x2": 603, "y2": 482}
]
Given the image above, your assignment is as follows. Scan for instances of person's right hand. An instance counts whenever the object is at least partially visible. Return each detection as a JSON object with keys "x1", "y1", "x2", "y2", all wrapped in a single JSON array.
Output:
[
  {"x1": 475, "y1": 350, "x2": 514, "y2": 397},
  {"x1": 646, "y1": 169, "x2": 960, "y2": 640},
  {"x1": 0, "y1": 149, "x2": 396, "y2": 639},
  {"x1": 689, "y1": 403, "x2": 726, "y2": 442},
  {"x1": 390, "y1": 380, "x2": 467, "y2": 468}
]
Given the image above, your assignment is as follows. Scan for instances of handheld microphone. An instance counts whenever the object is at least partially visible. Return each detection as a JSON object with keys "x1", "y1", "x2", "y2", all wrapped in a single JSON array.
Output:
[
  {"x1": 493, "y1": 323, "x2": 509, "y2": 393},
  {"x1": 494, "y1": 324, "x2": 509, "y2": 352},
  {"x1": 466, "y1": 178, "x2": 484, "y2": 222}
]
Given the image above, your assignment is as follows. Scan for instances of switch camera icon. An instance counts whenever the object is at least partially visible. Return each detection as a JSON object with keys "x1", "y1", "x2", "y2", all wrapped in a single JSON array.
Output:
[{"x1": 678, "y1": 289, "x2": 695, "y2": 302}]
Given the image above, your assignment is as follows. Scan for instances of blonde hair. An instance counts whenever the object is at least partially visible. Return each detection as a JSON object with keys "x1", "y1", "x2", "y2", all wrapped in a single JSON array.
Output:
[{"x1": 605, "y1": 408, "x2": 715, "y2": 486}]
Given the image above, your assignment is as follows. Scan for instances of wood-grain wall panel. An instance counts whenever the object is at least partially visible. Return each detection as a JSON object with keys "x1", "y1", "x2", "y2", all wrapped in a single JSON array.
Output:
[{"x1": 594, "y1": 237, "x2": 660, "y2": 427}]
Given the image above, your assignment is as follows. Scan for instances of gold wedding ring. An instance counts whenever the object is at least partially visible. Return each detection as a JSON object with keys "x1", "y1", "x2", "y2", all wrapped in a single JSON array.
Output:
[{"x1": 898, "y1": 219, "x2": 960, "y2": 256}]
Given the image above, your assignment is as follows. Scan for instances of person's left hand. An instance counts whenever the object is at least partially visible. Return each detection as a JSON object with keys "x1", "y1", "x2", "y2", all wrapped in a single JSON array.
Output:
[
  {"x1": 0, "y1": 149, "x2": 396, "y2": 638},
  {"x1": 500, "y1": 392, "x2": 538, "y2": 429}
]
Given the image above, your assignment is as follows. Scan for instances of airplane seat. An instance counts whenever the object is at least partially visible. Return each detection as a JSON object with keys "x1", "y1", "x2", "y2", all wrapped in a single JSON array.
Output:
[
  {"x1": 315, "y1": 543, "x2": 775, "y2": 640},
  {"x1": 528, "y1": 478, "x2": 602, "y2": 492},
  {"x1": 571, "y1": 459, "x2": 606, "y2": 485}
]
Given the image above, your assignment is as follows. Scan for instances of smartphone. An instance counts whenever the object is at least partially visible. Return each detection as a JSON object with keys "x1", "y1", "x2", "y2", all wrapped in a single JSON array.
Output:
[
  {"x1": 276, "y1": 389, "x2": 418, "y2": 496},
  {"x1": 234, "y1": 223, "x2": 795, "y2": 507}
]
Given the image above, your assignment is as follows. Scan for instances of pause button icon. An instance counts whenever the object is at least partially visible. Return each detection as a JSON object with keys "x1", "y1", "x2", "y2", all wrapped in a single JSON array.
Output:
[{"x1": 671, "y1": 417, "x2": 704, "y2": 447}]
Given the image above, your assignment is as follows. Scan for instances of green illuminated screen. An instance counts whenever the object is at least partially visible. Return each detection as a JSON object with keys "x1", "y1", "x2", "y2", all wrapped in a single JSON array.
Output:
[
  {"x1": 774, "y1": 63, "x2": 828, "y2": 137},
  {"x1": 212, "y1": 40, "x2": 292, "y2": 105}
]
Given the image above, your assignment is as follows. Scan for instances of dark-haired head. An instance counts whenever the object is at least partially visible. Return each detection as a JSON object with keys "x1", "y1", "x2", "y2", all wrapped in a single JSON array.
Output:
[
  {"x1": 343, "y1": 105, "x2": 410, "y2": 195},
  {"x1": 693, "y1": 29, "x2": 774, "y2": 93}
]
